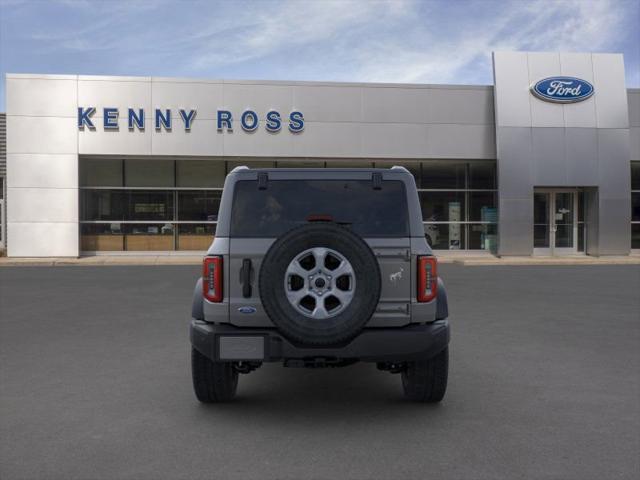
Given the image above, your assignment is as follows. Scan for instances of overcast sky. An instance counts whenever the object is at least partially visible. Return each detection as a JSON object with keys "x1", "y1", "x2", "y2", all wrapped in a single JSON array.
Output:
[{"x1": 1, "y1": 0, "x2": 639, "y2": 111}]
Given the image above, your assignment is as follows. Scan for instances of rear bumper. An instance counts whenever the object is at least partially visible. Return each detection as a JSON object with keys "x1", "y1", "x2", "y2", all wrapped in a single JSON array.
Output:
[{"x1": 190, "y1": 319, "x2": 450, "y2": 363}]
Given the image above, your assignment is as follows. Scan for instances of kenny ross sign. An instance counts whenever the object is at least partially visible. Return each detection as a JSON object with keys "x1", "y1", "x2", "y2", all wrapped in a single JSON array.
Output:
[
  {"x1": 77, "y1": 107, "x2": 304, "y2": 133},
  {"x1": 530, "y1": 77, "x2": 594, "y2": 103}
]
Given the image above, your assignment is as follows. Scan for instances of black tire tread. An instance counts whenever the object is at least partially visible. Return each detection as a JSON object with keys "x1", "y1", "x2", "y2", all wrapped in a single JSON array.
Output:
[
  {"x1": 191, "y1": 347, "x2": 238, "y2": 403},
  {"x1": 402, "y1": 347, "x2": 448, "y2": 403}
]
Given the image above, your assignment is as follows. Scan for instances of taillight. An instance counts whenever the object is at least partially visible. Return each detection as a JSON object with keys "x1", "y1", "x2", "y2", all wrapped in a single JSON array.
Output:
[
  {"x1": 203, "y1": 256, "x2": 223, "y2": 302},
  {"x1": 417, "y1": 256, "x2": 438, "y2": 302}
]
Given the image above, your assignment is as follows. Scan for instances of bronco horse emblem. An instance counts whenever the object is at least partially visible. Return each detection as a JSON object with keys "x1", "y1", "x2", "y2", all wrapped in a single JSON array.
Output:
[{"x1": 389, "y1": 268, "x2": 404, "y2": 284}]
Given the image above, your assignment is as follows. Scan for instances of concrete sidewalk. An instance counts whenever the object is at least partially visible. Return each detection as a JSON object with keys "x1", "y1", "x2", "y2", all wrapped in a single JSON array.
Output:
[{"x1": 1, "y1": 254, "x2": 639, "y2": 267}]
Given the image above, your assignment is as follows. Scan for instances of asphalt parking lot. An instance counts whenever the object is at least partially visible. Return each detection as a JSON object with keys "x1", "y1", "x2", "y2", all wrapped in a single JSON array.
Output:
[{"x1": 1, "y1": 264, "x2": 639, "y2": 480}]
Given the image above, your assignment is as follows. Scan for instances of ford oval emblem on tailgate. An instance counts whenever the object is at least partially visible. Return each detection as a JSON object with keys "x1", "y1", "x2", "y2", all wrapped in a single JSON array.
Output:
[
  {"x1": 531, "y1": 76, "x2": 594, "y2": 103},
  {"x1": 238, "y1": 306, "x2": 257, "y2": 314}
]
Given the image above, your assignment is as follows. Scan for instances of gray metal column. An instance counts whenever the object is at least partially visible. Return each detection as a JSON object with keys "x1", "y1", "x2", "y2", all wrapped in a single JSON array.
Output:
[{"x1": 493, "y1": 52, "x2": 631, "y2": 256}]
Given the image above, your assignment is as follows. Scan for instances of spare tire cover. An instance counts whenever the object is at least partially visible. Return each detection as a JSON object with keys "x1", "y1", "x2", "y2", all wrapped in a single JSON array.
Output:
[{"x1": 259, "y1": 223, "x2": 381, "y2": 346}]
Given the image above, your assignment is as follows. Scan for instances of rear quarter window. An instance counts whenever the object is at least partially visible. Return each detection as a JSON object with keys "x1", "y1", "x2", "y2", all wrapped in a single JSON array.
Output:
[{"x1": 230, "y1": 179, "x2": 409, "y2": 237}]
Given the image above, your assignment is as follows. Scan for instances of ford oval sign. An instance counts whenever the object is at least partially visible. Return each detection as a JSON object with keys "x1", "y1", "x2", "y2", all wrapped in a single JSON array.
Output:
[
  {"x1": 238, "y1": 306, "x2": 257, "y2": 314},
  {"x1": 531, "y1": 77, "x2": 594, "y2": 103}
]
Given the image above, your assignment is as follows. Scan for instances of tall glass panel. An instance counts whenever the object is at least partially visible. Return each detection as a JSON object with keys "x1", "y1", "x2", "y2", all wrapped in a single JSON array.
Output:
[
  {"x1": 533, "y1": 192, "x2": 550, "y2": 248},
  {"x1": 468, "y1": 162, "x2": 496, "y2": 189},
  {"x1": 424, "y1": 224, "x2": 466, "y2": 250},
  {"x1": 554, "y1": 192, "x2": 574, "y2": 248},
  {"x1": 469, "y1": 191, "x2": 496, "y2": 221},
  {"x1": 81, "y1": 190, "x2": 127, "y2": 221},
  {"x1": 468, "y1": 224, "x2": 497, "y2": 251},
  {"x1": 227, "y1": 160, "x2": 275, "y2": 172},
  {"x1": 631, "y1": 162, "x2": 640, "y2": 190},
  {"x1": 125, "y1": 159, "x2": 175, "y2": 187},
  {"x1": 127, "y1": 190, "x2": 174, "y2": 221},
  {"x1": 632, "y1": 192, "x2": 640, "y2": 222},
  {"x1": 632, "y1": 224, "x2": 640, "y2": 249},
  {"x1": 81, "y1": 158, "x2": 123, "y2": 186},
  {"x1": 178, "y1": 191, "x2": 221, "y2": 221},
  {"x1": 421, "y1": 163, "x2": 466, "y2": 189},
  {"x1": 176, "y1": 160, "x2": 225, "y2": 188},
  {"x1": 419, "y1": 191, "x2": 465, "y2": 222}
]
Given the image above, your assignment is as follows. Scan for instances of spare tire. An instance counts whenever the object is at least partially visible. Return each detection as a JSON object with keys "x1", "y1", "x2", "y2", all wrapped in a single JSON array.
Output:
[{"x1": 259, "y1": 223, "x2": 381, "y2": 346}]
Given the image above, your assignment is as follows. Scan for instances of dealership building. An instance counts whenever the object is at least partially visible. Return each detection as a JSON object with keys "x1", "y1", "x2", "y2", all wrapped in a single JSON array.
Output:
[{"x1": 1, "y1": 51, "x2": 639, "y2": 257}]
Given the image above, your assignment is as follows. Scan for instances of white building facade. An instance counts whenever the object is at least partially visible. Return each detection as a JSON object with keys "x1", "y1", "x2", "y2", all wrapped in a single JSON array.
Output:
[{"x1": 3, "y1": 51, "x2": 640, "y2": 257}]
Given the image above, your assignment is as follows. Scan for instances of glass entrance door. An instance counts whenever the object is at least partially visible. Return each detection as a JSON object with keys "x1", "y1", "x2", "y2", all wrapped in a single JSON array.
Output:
[{"x1": 533, "y1": 190, "x2": 578, "y2": 255}]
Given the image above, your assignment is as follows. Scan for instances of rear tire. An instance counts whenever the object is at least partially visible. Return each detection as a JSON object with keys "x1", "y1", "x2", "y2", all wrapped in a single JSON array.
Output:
[
  {"x1": 191, "y1": 347, "x2": 238, "y2": 403},
  {"x1": 401, "y1": 347, "x2": 448, "y2": 403}
]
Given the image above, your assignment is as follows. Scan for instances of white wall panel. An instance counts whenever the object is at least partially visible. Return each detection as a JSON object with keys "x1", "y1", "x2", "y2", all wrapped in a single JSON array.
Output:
[
  {"x1": 223, "y1": 83, "x2": 293, "y2": 121},
  {"x1": 427, "y1": 88, "x2": 494, "y2": 125},
  {"x1": 79, "y1": 118, "x2": 151, "y2": 155},
  {"x1": 7, "y1": 154, "x2": 78, "y2": 188},
  {"x1": 592, "y1": 54, "x2": 629, "y2": 128},
  {"x1": 152, "y1": 81, "x2": 223, "y2": 120},
  {"x1": 7, "y1": 77, "x2": 77, "y2": 117},
  {"x1": 361, "y1": 124, "x2": 428, "y2": 157},
  {"x1": 223, "y1": 126, "x2": 293, "y2": 157},
  {"x1": 527, "y1": 52, "x2": 564, "y2": 128},
  {"x1": 361, "y1": 87, "x2": 429, "y2": 124},
  {"x1": 7, "y1": 187, "x2": 78, "y2": 223},
  {"x1": 628, "y1": 91, "x2": 640, "y2": 127},
  {"x1": 151, "y1": 119, "x2": 223, "y2": 156},
  {"x1": 560, "y1": 53, "x2": 597, "y2": 128},
  {"x1": 7, "y1": 222, "x2": 79, "y2": 257},
  {"x1": 291, "y1": 122, "x2": 360, "y2": 157},
  {"x1": 7, "y1": 116, "x2": 77, "y2": 154},
  {"x1": 293, "y1": 85, "x2": 361, "y2": 123},
  {"x1": 492, "y1": 52, "x2": 532, "y2": 127},
  {"x1": 428, "y1": 124, "x2": 495, "y2": 158},
  {"x1": 78, "y1": 78, "x2": 152, "y2": 118}
]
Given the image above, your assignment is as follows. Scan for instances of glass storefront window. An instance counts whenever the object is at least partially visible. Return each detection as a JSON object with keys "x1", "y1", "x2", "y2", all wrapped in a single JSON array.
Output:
[
  {"x1": 79, "y1": 158, "x2": 498, "y2": 252},
  {"x1": 631, "y1": 162, "x2": 640, "y2": 191},
  {"x1": 277, "y1": 161, "x2": 325, "y2": 168},
  {"x1": 325, "y1": 161, "x2": 375, "y2": 168},
  {"x1": 424, "y1": 224, "x2": 466, "y2": 250},
  {"x1": 422, "y1": 163, "x2": 466, "y2": 189},
  {"x1": 122, "y1": 223, "x2": 174, "y2": 251},
  {"x1": 468, "y1": 223, "x2": 497, "y2": 251},
  {"x1": 177, "y1": 160, "x2": 225, "y2": 188},
  {"x1": 128, "y1": 191, "x2": 174, "y2": 221},
  {"x1": 469, "y1": 191, "x2": 496, "y2": 222},
  {"x1": 226, "y1": 160, "x2": 275, "y2": 172},
  {"x1": 125, "y1": 159, "x2": 174, "y2": 187},
  {"x1": 81, "y1": 190, "x2": 127, "y2": 221},
  {"x1": 419, "y1": 191, "x2": 465, "y2": 222},
  {"x1": 178, "y1": 191, "x2": 221, "y2": 221},
  {"x1": 468, "y1": 162, "x2": 496, "y2": 190},
  {"x1": 80, "y1": 223, "x2": 125, "y2": 251},
  {"x1": 632, "y1": 192, "x2": 640, "y2": 222},
  {"x1": 80, "y1": 158, "x2": 123, "y2": 186},
  {"x1": 632, "y1": 224, "x2": 640, "y2": 249}
]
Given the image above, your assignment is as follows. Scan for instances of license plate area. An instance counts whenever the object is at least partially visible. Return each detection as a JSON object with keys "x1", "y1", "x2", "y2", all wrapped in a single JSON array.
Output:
[{"x1": 218, "y1": 336, "x2": 265, "y2": 360}]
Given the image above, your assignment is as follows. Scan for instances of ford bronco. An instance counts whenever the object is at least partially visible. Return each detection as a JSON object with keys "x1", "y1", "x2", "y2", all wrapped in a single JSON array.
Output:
[{"x1": 190, "y1": 166, "x2": 450, "y2": 402}]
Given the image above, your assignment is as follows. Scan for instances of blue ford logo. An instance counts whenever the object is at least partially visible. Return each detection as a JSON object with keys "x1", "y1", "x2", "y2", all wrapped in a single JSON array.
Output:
[
  {"x1": 238, "y1": 306, "x2": 257, "y2": 314},
  {"x1": 531, "y1": 77, "x2": 594, "y2": 103}
]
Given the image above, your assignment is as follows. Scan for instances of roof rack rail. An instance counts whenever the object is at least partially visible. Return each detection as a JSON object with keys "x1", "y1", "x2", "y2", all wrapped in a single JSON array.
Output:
[{"x1": 229, "y1": 165, "x2": 249, "y2": 173}]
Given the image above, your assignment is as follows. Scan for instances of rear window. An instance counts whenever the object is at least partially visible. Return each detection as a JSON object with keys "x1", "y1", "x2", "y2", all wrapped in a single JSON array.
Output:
[{"x1": 230, "y1": 179, "x2": 409, "y2": 237}]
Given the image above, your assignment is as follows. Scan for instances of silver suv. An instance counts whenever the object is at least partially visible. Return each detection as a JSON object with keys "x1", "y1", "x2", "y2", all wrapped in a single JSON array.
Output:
[{"x1": 190, "y1": 167, "x2": 450, "y2": 403}]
